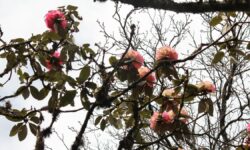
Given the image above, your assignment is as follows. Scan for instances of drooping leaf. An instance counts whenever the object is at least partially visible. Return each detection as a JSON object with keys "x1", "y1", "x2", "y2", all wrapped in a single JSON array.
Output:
[
  {"x1": 95, "y1": 116, "x2": 102, "y2": 126},
  {"x1": 22, "y1": 87, "x2": 30, "y2": 100},
  {"x1": 198, "y1": 98, "x2": 214, "y2": 116},
  {"x1": 18, "y1": 125, "x2": 27, "y2": 141},
  {"x1": 77, "y1": 65, "x2": 90, "y2": 84},
  {"x1": 29, "y1": 123, "x2": 37, "y2": 136},
  {"x1": 212, "y1": 51, "x2": 224, "y2": 64},
  {"x1": 100, "y1": 119, "x2": 107, "y2": 131},
  {"x1": 9, "y1": 123, "x2": 22, "y2": 137}
]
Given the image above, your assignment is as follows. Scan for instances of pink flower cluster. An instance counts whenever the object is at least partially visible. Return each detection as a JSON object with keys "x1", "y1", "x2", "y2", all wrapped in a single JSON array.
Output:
[
  {"x1": 155, "y1": 45, "x2": 178, "y2": 61},
  {"x1": 46, "y1": 51, "x2": 63, "y2": 71},
  {"x1": 197, "y1": 81, "x2": 216, "y2": 93},
  {"x1": 124, "y1": 49, "x2": 156, "y2": 87},
  {"x1": 150, "y1": 107, "x2": 189, "y2": 132},
  {"x1": 45, "y1": 10, "x2": 67, "y2": 32},
  {"x1": 124, "y1": 49, "x2": 144, "y2": 69}
]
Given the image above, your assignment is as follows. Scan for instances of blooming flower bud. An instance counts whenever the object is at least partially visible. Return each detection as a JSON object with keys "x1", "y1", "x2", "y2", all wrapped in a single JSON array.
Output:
[
  {"x1": 155, "y1": 45, "x2": 178, "y2": 61},
  {"x1": 124, "y1": 49, "x2": 144, "y2": 69},
  {"x1": 138, "y1": 66, "x2": 156, "y2": 87},
  {"x1": 46, "y1": 51, "x2": 63, "y2": 71},
  {"x1": 45, "y1": 10, "x2": 67, "y2": 32},
  {"x1": 197, "y1": 81, "x2": 216, "y2": 93}
]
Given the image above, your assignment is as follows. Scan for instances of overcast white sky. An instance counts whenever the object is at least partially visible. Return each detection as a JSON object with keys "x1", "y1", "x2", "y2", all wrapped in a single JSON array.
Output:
[{"x1": 0, "y1": 1, "x2": 205, "y2": 149}]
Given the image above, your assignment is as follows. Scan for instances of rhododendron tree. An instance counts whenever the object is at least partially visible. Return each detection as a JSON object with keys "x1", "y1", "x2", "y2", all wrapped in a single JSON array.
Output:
[{"x1": 1, "y1": 2, "x2": 250, "y2": 150}]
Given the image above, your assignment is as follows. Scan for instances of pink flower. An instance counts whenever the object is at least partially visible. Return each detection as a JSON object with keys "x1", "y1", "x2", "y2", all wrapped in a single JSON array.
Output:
[
  {"x1": 247, "y1": 123, "x2": 250, "y2": 133},
  {"x1": 162, "y1": 110, "x2": 175, "y2": 123},
  {"x1": 138, "y1": 66, "x2": 156, "y2": 87},
  {"x1": 150, "y1": 112, "x2": 159, "y2": 130},
  {"x1": 197, "y1": 81, "x2": 216, "y2": 93},
  {"x1": 155, "y1": 45, "x2": 178, "y2": 61},
  {"x1": 46, "y1": 51, "x2": 63, "y2": 71},
  {"x1": 45, "y1": 10, "x2": 67, "y2": 32},
  {"x1": 124, "y1": 49, "x2": 144, "y2": 69}
]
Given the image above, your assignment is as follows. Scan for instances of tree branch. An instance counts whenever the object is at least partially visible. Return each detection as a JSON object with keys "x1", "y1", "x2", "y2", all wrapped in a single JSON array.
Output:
[{"x1": 95, "y1": 0, "x2": 250, "y2": 13}]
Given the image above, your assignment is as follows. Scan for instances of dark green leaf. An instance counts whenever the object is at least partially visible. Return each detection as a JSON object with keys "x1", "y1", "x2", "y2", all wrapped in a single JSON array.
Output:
[
  {"x1": 10, "y1": 38, "x2": 25, "y2": 43},
  {"x1": 198, "y1": 99, "x2": 207, "y2": 114},
  {"x1": 212, "y1": 51, "x2": 224, "y2": 64},
  {"x1": 22, "y1": 87, "x2": 30, "y2": 100},
  {"x1": 18, "y1": 125, "x2": 27, "y2": 141},
  {"x1": 30, "y1": 86, "x2": 40, "y2": 100},
  {"x1": 77, "y1": 65, "x2": 90, "y2": 84},
  {"x1": 67, "y1": 5, "x2": 78, "y2": 11},
  {"x1": 30, "y1": 116, "x2": 40, "y2": 124},
  {"x1": 29, "y1": 123, "x2": 37, "y2": 136},
  {"x1": 109, "y1": 56, "x2": 118, "y2": 66},
  {"x1": 9, "y1": 123, "x2": 22, "y2": 137},
  {"x1": 95, "y1": 116, "x2": 102, "y2": 126},
  {"x1": 198, "y1": 98, "x2": 213, "y2": 116},
  {"x1": 60, "y1": 90, "x2": 77, "y2": 107},
  {"x1": 30, "y1": 86, "x2": 49, "y2": 100},
  {"x1": 85, "y1": 82, "x2": 97, "y2": 90},
  {"x1": 100, "y1": 119, "x2": 106, "y2": 131}
]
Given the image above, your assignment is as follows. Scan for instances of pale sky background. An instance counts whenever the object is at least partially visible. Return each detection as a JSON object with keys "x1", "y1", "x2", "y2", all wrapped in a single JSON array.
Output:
[{"x1": 0, "y1": 1, "x2": 204, "y2": 150}]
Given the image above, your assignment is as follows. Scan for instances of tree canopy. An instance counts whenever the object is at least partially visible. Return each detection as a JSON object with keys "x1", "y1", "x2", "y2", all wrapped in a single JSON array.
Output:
[{"x1": 1, "y1": 1, "x2": 250, "y2": 150}]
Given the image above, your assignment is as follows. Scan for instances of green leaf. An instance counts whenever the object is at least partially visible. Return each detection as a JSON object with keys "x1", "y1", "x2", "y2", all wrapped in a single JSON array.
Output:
[
  {"x1": 22, "y1": 87, "x2": 30, "y2": 100},
  {"x1": 212, "y1": 51, "x2": 224, "y2": 64},
  {"x1": 18, "y1": 125, "x2": 27, "y2": 141},
  {"x1": 30, "y1": 86, "x2": 49, "y2": 100},
  {"x1": 9, "y1": 123, "x2": 22, "y2": 137},
  {"x1": 60, "y1": 90, "x2": 77, "y2": 107},
  {"x1": 10, "y1": 38, "x2": 25, "y2": 43},
  {"x1": 77, "y1": 65, "x2": 90, "y2": 84},
  {"x1": 244, "y1": 54, "x2": 250, "y2": 60},
  {"x1": 95, "y1": 116, "x2": 102, "y2": 126},
  {"x1": 64, "y1": 75, "x2": 77, "y2": 88},
  {"x1": 198, "y1": 98, "x2": 213, "y2": 116},
  {"x1": 85, "y1": 82, "x2": 97, "y2": 90},
  {"x1": 42, "y1": 31, "x2": 61, "y2": 41},
  {"x1": 109, "y1": 56, "x2": 118, "y2": 66},
  {"x1": 30, "y1": 86, "x2": 40, "y2": 99},
  {"x1": 100, "y1": 119, "x2": 106, "y2": 131},
  {"x1": 247, "y1": 42, "x2": 250, "y2": 49},
  {"x1": 67, "y1": 5, "x2": 78, "y2": 11},
  {"x1": 198, "y1": 99, "x2": 207, "y2": 114},
  {"x1": 209, "y1": 15, "x2": 223, "y2": 27},
  {"x1": 30, "y1": 116, "x2": 40, "y2": 124},
  {"x1": 29, "y1": 123, "x2": 37, "y2": 136}
]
